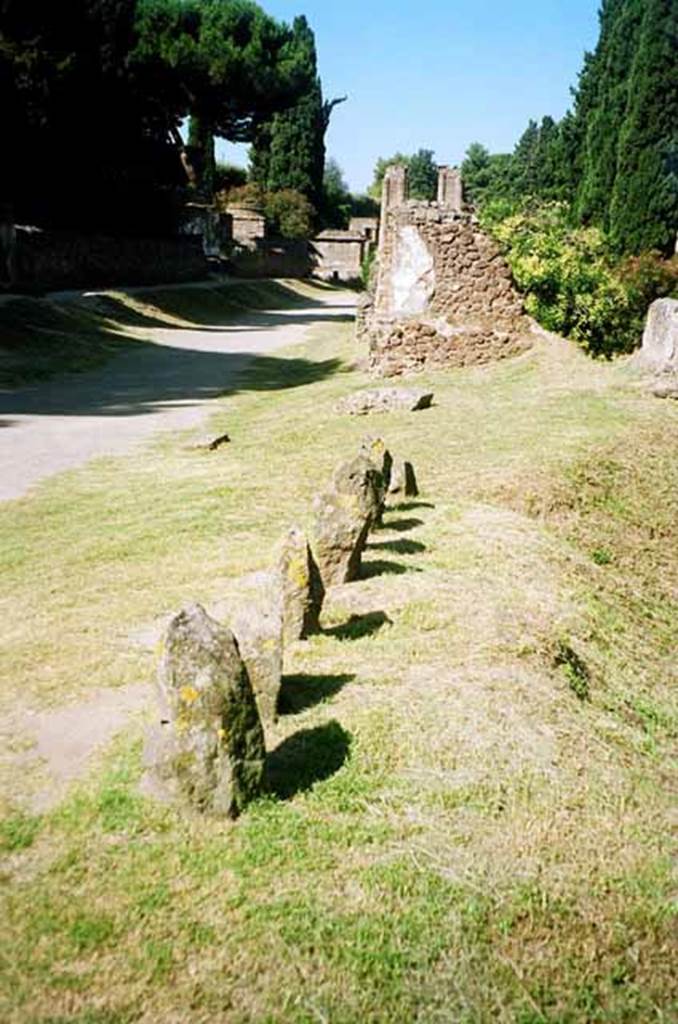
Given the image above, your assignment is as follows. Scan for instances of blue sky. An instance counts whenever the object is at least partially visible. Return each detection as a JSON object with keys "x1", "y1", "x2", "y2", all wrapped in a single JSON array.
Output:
[{"x1": 217, "y1": 0, "x2": 601, "y2": 193}]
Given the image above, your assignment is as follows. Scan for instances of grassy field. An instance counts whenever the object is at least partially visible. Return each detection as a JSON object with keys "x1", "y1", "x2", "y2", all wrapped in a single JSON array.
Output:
[{"x1": 0, "y1": 282, "x2": 676, "y2": 1022}]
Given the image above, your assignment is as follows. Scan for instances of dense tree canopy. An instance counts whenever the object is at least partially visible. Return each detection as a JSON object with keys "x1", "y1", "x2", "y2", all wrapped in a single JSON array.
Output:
[
  {"x1": 0, "y1": 0, "x2": 317, "y2": 232},
  {"x1": 0, "y1": 0, "x2": 160, "y2": 231},
  {"x1": 607, "y1": 0, "x2": 678, "y2": 252},
  {"x1": 248, "y1": 16, "x2": 345, "y2": 217},
  {"x1": 462, "y1": 0, "x2": 678, "y2": 255}
]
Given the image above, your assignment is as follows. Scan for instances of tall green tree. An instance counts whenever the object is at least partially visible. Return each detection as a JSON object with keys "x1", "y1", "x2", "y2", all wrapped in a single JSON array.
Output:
[
  {"x1": 408, "y1": 149, "x2": 438, "y2": 201},
  {"x1": 249, "y1": 17, "x2": 345, "y2": 212},
  {"x1": 461, "y1": 144, "x2": 512, "y2": 206},
  {"x1": 321, "y1": 158, "x2": 351, "y2": 227},
  {"x1": 133, "y1": 0, "x2": 314, "y2": 195},
  {"x1": 609, "y1": 0, "x2": 678, "y2": 252},
  {"x1": 574, "y1": 0, "x2": 645, "y2": 229},
  {"x1": 369, "y1": 149, "x2": 439, "y2": 201}
]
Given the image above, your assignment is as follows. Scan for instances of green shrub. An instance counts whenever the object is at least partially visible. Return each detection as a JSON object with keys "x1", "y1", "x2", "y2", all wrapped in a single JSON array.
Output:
[
  {"x1": 217, "y1": 185, "x2": 315, "y2": 241},
  {"x1": 485, "y1": 202, "x2": 677, "y2": 357},
  {"x1": 263, "y1": 189, "x2": 316, "y2": 241}
]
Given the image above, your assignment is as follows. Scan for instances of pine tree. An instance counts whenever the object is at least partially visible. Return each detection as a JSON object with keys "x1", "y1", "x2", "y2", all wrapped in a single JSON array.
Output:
[{"x1": 609, "y1": 0, "x2": 678, "y2": 253}]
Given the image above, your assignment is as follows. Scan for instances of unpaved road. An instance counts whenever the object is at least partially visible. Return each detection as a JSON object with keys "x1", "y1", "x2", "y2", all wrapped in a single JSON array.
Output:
[{"x1": 0, "y1": 284, "x2": 356, "y2": 501}]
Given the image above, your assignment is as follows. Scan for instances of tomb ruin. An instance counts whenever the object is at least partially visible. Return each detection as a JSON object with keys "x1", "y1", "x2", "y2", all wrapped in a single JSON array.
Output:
[{"x1": 359, "y1": 165, "x2": 530, "y2": 375}]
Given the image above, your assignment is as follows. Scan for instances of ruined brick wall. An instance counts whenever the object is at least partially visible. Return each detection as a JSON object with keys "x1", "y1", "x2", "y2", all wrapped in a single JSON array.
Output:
[{"x1": 361, "y1": 165, "x2": 530, "y2": 376}]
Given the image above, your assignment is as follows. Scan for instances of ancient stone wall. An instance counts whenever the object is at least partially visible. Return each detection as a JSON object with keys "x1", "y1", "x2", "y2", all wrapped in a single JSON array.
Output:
[
  {"x1": 15, "y1": 229, "x2": 207, "y2": 291},
  {"x1": 228, "y1": 238, "x2": 311, "y2": 279},
  {"x1": 361, "y1": 165, "x2": 530, "y2": 375}
]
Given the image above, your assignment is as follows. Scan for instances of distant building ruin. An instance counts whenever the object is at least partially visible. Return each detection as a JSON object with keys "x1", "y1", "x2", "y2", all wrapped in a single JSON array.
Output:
[
  {"x1": 359, "y1": 164, "x2": 529, "y2": 375},
  {"x1": 313, "y1": 217, "x2": 378, "y2": 283}
]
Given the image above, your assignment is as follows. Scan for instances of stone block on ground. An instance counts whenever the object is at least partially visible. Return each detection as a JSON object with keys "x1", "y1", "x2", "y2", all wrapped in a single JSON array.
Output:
[
  {"x1": 360, "y1": 435, "x2": 393, "y2": 525},
  {"x1": 152, "y1": 603, "x2": 265, "y2": 818},
  {"x1": 277, "y1": 527, "x2": 325, "y2": 644},
  {"x1": 334, "y1": 387, "x2": 433, "y2": 416},
  {"x1": 312, "y1": 455, "x2": 383, "y2": 586},
  {"x1": 388, "y1": 459, "x2": 419, "y2": 498},
  {"x1": 651, "y1": 376, "x2": 678, "y2": 400},
  {"x1": 230, "y1": 597, "x2": 284, "y2": 724},
  {"x1": 635, "y1": 298, "x2": 678, "y2": 374}
]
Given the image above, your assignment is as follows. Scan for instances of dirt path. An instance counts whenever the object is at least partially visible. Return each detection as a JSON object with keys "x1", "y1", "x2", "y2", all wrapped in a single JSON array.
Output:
[{"x1": 0, "y1": 283, "x2": 356, "y2": 501}]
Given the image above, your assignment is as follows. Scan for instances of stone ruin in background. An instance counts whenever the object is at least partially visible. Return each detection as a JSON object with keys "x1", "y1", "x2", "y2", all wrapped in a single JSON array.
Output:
[{"x1": 358, "y1": 164, "x2": 530, "y2": 375}]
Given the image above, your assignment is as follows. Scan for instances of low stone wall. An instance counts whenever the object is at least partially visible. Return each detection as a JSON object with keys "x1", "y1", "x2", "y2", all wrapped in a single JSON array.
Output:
[
  {"x1": 229, "y1": 238, "x2": 311, "y2": 279},
  {"x1": 14, "y1": 228, "x2": 208, "y2": 291},
  {"x1": 368, "y1": 317, "x2": 530, "y2": 376}
]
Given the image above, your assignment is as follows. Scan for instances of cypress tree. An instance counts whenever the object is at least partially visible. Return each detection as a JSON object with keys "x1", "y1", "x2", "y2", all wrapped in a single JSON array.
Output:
[
  {"x1": 574, "y1": 0, "x2": 644, "y2": 228},
  {"x1": 609, "y1": 0, "x2": 678, "y2": 253},
  {"x1": 249, "y1": 16, "x2": 344, "y2": 212},
  {"x1": 511, "y1": 120, "x2": 541, "y2": 198}
]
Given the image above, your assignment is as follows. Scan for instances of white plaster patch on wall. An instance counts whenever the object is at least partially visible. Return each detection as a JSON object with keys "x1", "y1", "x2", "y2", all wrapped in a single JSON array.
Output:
[{"x1": 390, "y1": 225, "x2": 435, "y2": 316}]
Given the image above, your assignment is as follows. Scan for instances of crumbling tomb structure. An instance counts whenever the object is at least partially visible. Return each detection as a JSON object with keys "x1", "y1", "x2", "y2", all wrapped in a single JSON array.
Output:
[{"x1": 359, "y1": 165, "x2": 530, "y2": 375}]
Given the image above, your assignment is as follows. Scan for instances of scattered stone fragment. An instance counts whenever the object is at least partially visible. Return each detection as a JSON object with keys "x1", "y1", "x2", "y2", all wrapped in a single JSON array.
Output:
[
  {"x1": 277, "y1": 527, "x2": 325, "y2": 644},
  {"x1": 190, "y1": 432, "x2": 231, "y2": 451},
  {"x1": 334, "y1": 387, "x2": 433, "y2": 416},
  {"x1": 152, "y1": 602, "x2": 265, "y2": 818},
  {"x1": 651, "y1": 376, "x2": 678, "y2": 400},
  {"x1": 312, "y1": 455, "x2": 383, "y2": 586},
  {"x1": 635, "y1": 298, "x2": 678, "y2": 374},
  {"x1": 388, "y1": 459, "x2": 419, "y2": 498}
]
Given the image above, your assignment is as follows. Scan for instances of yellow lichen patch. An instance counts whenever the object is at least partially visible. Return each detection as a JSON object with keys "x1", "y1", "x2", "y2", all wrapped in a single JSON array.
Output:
[
  {"x1": 287, "y1": 555, "x2": 309, "y2": 589},
  {"x1": 180, "y1": 686, "x2": 200, "y2": 705}
]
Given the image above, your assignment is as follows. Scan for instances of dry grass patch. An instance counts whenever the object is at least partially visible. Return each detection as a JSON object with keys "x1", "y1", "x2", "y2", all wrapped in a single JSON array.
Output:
[{"x1": 0, "y1": 288, "x2": 676, "y2": 1021}]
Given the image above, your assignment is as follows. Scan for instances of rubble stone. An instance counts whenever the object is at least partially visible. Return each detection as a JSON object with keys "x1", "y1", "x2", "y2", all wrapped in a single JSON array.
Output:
[{"x1": 335, "y1": 387, "x2": 433, "y2": 415}]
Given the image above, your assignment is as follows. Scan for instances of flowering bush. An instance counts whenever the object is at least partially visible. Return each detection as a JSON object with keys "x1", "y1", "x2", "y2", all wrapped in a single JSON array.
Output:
[{"x1": 482, "y1": 202, "x2": 677, "y2": 357}]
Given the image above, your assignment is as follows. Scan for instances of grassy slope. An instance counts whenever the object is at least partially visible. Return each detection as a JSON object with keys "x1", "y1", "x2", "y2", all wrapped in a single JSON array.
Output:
[
  {"x1": 0, "y1": 289, "x2": 676, "y2": 1023},
  {"x1": 0, "y1": 279, "x2": 329, "y2": 386}
]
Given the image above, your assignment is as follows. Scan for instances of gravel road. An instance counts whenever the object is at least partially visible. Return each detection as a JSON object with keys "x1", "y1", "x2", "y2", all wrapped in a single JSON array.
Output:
[{"x1": 0, "y1": 284, "x2": 356, "y2": 501}]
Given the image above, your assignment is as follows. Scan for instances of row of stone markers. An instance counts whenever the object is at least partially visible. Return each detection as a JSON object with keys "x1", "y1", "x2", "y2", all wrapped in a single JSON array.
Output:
[{"x1": 146, "y1": 437, "x2": 419, "y2": 819}]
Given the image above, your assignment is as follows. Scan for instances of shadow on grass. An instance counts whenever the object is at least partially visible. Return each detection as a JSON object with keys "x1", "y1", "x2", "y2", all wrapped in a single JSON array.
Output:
[
  {"x1": 360, "y1": 559, "x2": 422, "y2": 579},
  {"x1": 266, "y1": 721, "x2": 351, "y2": 799},
  {"x1": 380, "y1": 517, "x2": 425, "y2": 534},
  {"x1": 1, "y1": 344, "x2": 344, "y2": 416},
  {"x1": 81, "y1": 279, "x2": 340, "y2": 329},
  {"x1": 323, "y1": 611, "x2": 392, "y2": 641},
  {"x1": 367, "y1": 538, "x2": 426, "y2": 556},
  {"x1": 278, "y1": 673, "x2": 354, "y2": 715},
  {"x1": 91, "y1": 291, "x2": 355, "y2": 333},
  {"x1": 240, "y1": 355, "x2": 345, "y2": 392},
  {"x1": 0, "y1": 278, "x2": 351, "y2": 398},
  {"x1": 391, "y1": 501, "x2": 435, "y2": 512}
]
